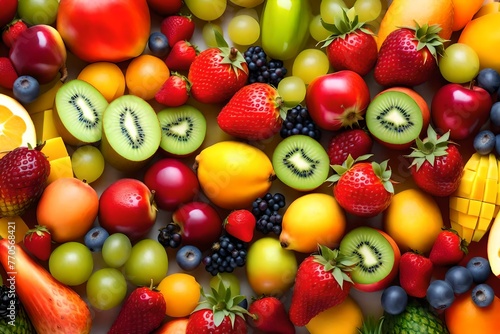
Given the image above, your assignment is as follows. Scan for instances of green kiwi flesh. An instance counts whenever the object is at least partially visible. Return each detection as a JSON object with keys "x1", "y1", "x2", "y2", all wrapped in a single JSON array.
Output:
[
  {"x1": 101, "y1": 95, "x2": 161, "y2": 171},
  {"x1": 272, "y1": 134, "x2": 330, "y2": 191},
  {"x1": 339, "y1": 226, "x2": 395, "y2": 284},
  {"x1": 54, "y1": 79, "x2": 109, "y2": 146},
  {"x1": 157, "y1": 105, "x2": 207, "y2": 157},
  {"x1": 365, "y1": 91, "x2": 423, "y2": 145}
]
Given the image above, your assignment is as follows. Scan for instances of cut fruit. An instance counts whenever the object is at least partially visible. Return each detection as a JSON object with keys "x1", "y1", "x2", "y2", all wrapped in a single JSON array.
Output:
[
  {"x1": 53, "y1": 79, "x2": 109, "y2": 146},
  {"x1": 46, "y1": 156, "x2": 73, "y2": 184},
  {"x1": 0, "y1": 216, "x2": 30, "y2": 243},
  {"x1": 24, "y1": 76, "x2": 64, "y2": 114},
  {"x1": 41, "y1": 137, "x2": 69, "y2": 161},
  {"x1": 272, "y1": 134, "x2": 330, "y2": 191},
  {"x1": 0, "y1": 93, "x2": 37, "y2": 159},
  {"x1": 31, "y1": 109, "x2": 60, "y2": 142},
  {"x1": 157, "y1": 105, "x2": 207, "y2": 157},
  {"x1": 100, "y1": 94, "x2": 161, "y2": 172}
]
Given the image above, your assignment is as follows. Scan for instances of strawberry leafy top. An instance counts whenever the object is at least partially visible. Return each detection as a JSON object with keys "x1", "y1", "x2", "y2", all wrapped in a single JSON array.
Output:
[
  {"x1": 406, "y1": 126, "x2": 453, "y2": 170},
  {"x1": 320, "y1": 8, "x2": 373, "y2": 46},
  {"x1": 313, "y1": 245, "x2": 357, "y2": 289},
  {"x1": 404, "y1": 22, "x2": 446, "y2": 62},
  {"x1": 214, "y1": 29, "x2": 248, "y2": 78}
]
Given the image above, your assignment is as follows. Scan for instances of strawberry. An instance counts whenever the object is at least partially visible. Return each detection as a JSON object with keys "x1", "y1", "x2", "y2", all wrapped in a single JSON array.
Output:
[
  {"x1": 0, "y1": 56, "x2": 18, "y2": 89},
  {"x1": 374, "y1": 22, "x2": 446, "y2": 87},
  {"x1": 164, "y1": 40, "x2": 198, "y2": 72},
  {"x1": 246, "y1": 296, "x2": 295, "y2": 334},
  {"x1": 327, "y1": 128, "x2": 373, "y2": 165},
  {"x1": 2, "y1": 19, "x2": 28, "y2": 48},
  {"x1": 289, "y1": 245, "x2": 357, "y2": 327},
  {"x1": 108, "y1": 282, "x2": 166, "y2": 334},
  {"x1": 23, "y1": 225, "x2": 52, "y2": 261},
  {"x1": 188, "y1": 32, "x2": 249, "y2": 104},
  {"x1": 160, "y1": 14, "x2": 196, "y2": 48},
  {"x1": 0, "y1": 146, "x2": 50, "y2": 218},
  {"x1": 429, "y1": 228, "x2": 468, "y2": 266},
  {"x1": 406, "y1": 126, "x2": 464, "y2": 197},
  {"x1": 399, "y1": 251, "x2": 434, "y2": 298},
  {"x1": 155, "y1": 72, "x2": 190, "y2": 107},
  {"x1": 223, "y1": 209, "x2": 256, "y2": 243},
  {"x1": 328, "y1": 154, "x2": 394, "y2": 217},
  {"x1": 217, "y1": 83, "x2": 286, "y2": 141},
  {"x1": 321, "y1": 10, "x2": 378, "y2": 76}
]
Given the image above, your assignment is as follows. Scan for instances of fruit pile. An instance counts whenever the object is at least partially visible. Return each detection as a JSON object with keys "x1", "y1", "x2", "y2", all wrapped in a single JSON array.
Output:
[{"x1": 1, "y1": 0, "x2": 500, "y2": 333}]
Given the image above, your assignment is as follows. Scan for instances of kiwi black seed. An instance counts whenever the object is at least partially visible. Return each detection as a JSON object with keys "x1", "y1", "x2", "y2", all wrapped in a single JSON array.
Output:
[
  {"x1": 157, "y1": 105, "x2": 207, "y2": 157},
  {"x1": 365, "y1": 91, "x2": 423, "y2": 145},
  {"x1": 53, "y1": 79, "x2": 109, "y2": 146},
  {"x1": 100, "y1": 94, "x2": 161, "y2": 172},
  {"x1": 339, "y1": 226, "x2": 395, "y2": 285},
  {"x1": 272, "y1": 134, "x2": 330, "y2": 191}
]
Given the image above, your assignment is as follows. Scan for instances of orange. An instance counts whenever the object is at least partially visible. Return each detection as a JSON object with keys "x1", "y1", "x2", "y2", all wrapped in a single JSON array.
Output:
[
  {"x1": 451, "y1": 0, "x2": 484, "y2": 31},
  {"x1": 0, "y1": 94, "x2": 37, "y2": 158},
  {"x1": 125, "y1": 54, "x2": 170, "y2": 100},
  {"x1": 154, "y1": 318, "x2": 188, "y2": 334},
  {"x1": 305, "y1": 296, "x2": 364, "y2": 334},
  {"x1": 157, "y1": 273, "x2": 201, "y2": 318},
  {"x1": 77, "y1": 62, "x2": 126, "y2": 102},
  {"x1": 473, "y1": 2, "x2": 500, "y2": 19}
]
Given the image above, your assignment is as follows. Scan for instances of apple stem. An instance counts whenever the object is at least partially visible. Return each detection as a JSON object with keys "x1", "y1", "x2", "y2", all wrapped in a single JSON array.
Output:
[{"x1": 59, "y1": 65, "x2": 68, "y2": 83}]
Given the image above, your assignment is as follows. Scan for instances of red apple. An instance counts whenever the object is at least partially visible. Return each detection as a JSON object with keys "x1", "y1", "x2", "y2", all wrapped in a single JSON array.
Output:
[
  {"x1": 9, "y1": 24, "x2": 66, "y2": 84},
  {"x1": 0, "y1": 0, "x2": 17, "y2": 27},
  {"x1": 305, "y1": 70, "x2": 371, "y2": 131},
  {"x1": 146, "y1": 0, "x2": 182, "y2": 16},
  {"x1": 431, "y1": 83, "x2": 493, "y2": 140},
  {"x1": 143, "y1": 158, "x2": 200, "y2": 211},
  {"x1": 98, "y1": 178, "x2": 157, "y2": 241}
]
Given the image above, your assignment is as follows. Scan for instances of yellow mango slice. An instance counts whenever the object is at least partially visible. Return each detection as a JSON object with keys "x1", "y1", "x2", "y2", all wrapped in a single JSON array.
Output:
[{"x1": 47, "y1": 156, "x2": 73, "y2": 184}]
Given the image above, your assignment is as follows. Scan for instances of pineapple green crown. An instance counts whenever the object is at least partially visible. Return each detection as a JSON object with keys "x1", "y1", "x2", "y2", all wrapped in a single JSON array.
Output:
[{"x1": 406, "y1": 126, "x2": 453, "y2": 170}]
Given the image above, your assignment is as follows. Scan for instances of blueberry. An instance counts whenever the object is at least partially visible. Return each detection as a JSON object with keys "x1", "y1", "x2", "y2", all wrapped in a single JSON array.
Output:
[
  {"x1": 471, "y1": 283, "x2": 495, "y2": 307},
  {"x1": 84, "y1": 226, "x2": 109, "y2": 252},
  {"x1": 445, "y1": 266, "x2": 474, "y2": 294},
  {"x1": 477, "y1": 68, "x2": 500, "y2": 94},
  {"x1": 466, "y1": 256, "x2": 492, "y2": 283},
  {"x1": 491, "y1": 102, "x2": 500, "y2": 127},
  {"x1": 13, "y1": 75, "x2": 40, "y2": 104},
  {"x1": 473, "y1": 130, "x2": 496, "y2": 155},
  {"x1": 176, "y1": 245, "x2": 202, "y2": 271},
  {"x1": 381, "y1": 285, "x2": 408, "y2": 315},
  {"x1": 148, "y1": 32, "x2": 170, "y2": 58},
  {"x1": 238, "y1": 297, "x2": 248, "y2": 309},
  {"x1": 495, "y1": 134, "x2": 500, "y2": 156},
  {"x1": 426, "y1": 279, "x2": 455, "y2": 310}
]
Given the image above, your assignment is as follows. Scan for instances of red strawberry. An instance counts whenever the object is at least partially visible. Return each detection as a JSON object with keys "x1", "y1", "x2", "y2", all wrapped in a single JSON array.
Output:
[
  {"x1": 164, "y1": 40, "x2": 198, "y2": 72},
  {"x1": 406, "y1": 126, "x2": 464, "y2": 197},
  {"x1": 223, "y1": 209, "x2": 256, "y2": 243},
  {"x1": 160, "y1": 14, "x2": 196, "y2": 47},
  {"x1": 374, "y1": 23, "x2": 445, "y2": 87},
  {"x1": 328, "y1": 154, "x2": 394, "y2": 217},
  {"x1": 327, "y1": 128, "x2": 373, "y2": 165},
  {"x1": 0, "y1": 56, "x2": 18, "y2": 89},
  {"x1": 399, "y1": 251, "x2": 434, "y2": 298},
  {"x1": 289, "y1": 245, "x2": 356, "y2": 327},
  {"x1": 321, "y1": 10, "x2": 378, "y2": 76},
  {"x1": 23, "y1": 225, "x2": 52, "y2": 261},
  {"x1": 0, "y1": 146, "x2": 50, "y2": 218},
  {"x1": 429, "y1": 228, "x2": 468, "y2": 266},
  {"x1": 217, "y1": 83, "x2": 285, "y2": 141},
  {"x1": 108, "y1": 283, "x2": 166, "y2": 334},
  {"x1": 155, "y1": 72, "x2": 190, "y2": 107},
  {"x1": 246, "y1": 296, "x2": 295, "y2": 334},
  {"x1": 2, "y1": 19, "x2": 28, "y2": 48}
]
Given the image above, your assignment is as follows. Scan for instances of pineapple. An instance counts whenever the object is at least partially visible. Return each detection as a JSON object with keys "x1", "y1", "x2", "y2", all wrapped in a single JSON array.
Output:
[
  {"x1": 357, "y1": 316, "x2": 384, "y2": 334},
  {"x1": 0, "y1": 302, "x2": 35, "y2": 334},
  {"x1": 382, "y1": 299, "x2": 449, "y2": 333}
]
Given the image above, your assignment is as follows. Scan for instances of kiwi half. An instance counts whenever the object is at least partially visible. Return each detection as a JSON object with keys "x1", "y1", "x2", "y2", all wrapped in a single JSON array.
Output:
[
  {"x1": 365, "y1": 91, "x2": 423, "y2": 146},
  {"x1": 339, "y1": 226, "x2": 395, "y2": 285},
  {"x1": 100, "y1": 95, "x2": 161, "y2": 172},
  {"x1": 157, "y1": 105, "x2": 207, "y2": 157},
  {"x1": 272, "y1": 134, "x2": 330, "y2": 191},
  {"x1": 53, "y1": 79, "x2": 109, "y2": 146}
]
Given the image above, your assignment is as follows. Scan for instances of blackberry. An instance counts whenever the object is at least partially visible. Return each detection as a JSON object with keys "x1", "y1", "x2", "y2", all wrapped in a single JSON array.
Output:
[
  {"x1": 244, "y1": 46, "x2": 287, "y2": 86},
  {"x1": 203, "y1": 234, "x2": 248, "y2": 276},
  {"x1": 280, "y1": 105, "x2": 321, "y2": 141},
  {"x1": 252, "y1": 193, "x2": 286, "y2": 235},
  {"x1": 0, "y1": 285, "x2": 19, "y2": 320},
  {"x1": 157, "y1": 223, "x2": 182, "y2": 248}
]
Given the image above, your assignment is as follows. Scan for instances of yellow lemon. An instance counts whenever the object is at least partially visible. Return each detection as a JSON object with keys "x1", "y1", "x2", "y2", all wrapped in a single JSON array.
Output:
[{"x1": 305, "y1": 296, "x2": 364, "y2": 334}]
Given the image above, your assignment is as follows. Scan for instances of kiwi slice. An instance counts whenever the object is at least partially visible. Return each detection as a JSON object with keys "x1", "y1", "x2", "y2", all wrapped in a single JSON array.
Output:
[
  {"x1": 365, "y1": 91, "x2": 423, "y2": 146},
  {"x1": 157, "y1": 105, "x2": 207, "y2": 157},
  {"x1": 339, "y1": 226, "x2": 395, "y2": 285},
  {"x1": 272, "y1": 134, "x2": 330, "y2": 191},
  {"x1": 53, "y1": 79, "x2": 109, "y2": 146},
  {"x1": 100, "y1": 95, "x2": 161, "y2": 172}
]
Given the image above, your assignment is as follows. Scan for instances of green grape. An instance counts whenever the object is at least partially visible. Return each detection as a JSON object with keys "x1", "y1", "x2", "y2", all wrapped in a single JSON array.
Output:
[
  {"x1": 278, "y1": 76, "x2": 307, "y2": 107},
  {"x1": 202, "y1": 22, "x2": 224, "y2": 48},
  {"x1": 439, "y1": 43, "x2": 480, "y2": 84},
  {"x1": 124, "y1": 239, "x2": 169, "y2": 286},
  {"x1": 309, "y1": 14, "x2": 332, "y2": 42},
  {"x1": 228, "y1": 15, "x2": 260, "y2": 46},
  {"x1": 292, "y1": 49, "x2": 331, "y2": 85},
  {"x1": 48, "y1": 242, "x2": 93, "y2": 286},
  {"x1": 102, "y1": 233, "x2": 132, "y2": 268},
  {"x1": 86, "y1": 268, "x2": 127, "y2": 310},
  {"x1": 71, "y1": 145, "x2": 105, "y2": 184},
  {"x1": 209, "y1": 273, "x2": 241, "y2": 296},
  {"x1": 17, "y1": 0, "x2": 59, "y2": 25},
  {"x1": 185, "y1": 0, "x2": 227, "y2": 21},
  {"x1": 353, "y1": 0, "x2": 382, "y2": 23},
  {"x1": 320, "y1": 0, "x2": 347, "y2": 24}
]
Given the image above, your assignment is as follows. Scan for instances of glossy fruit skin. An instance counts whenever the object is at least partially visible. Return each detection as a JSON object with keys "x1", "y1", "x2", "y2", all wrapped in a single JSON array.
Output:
[
  {"x1": 327, "y1": 129, "x2": 373, "y2": 165},
  {"x1": 186, "y1": 309, "x2": 247, "y2": 334},
  {"x1": 125, "y1": 54, "x2": 170, "y2": 100},
  {"x1": 176, "y1": 245, "x2": 202, "y2": 271},
  {"x1": 56, "y1": 0, "x2": 150, "y2": 62},
  {"x1": 124, "y1": 239, "x2": 169, "y2": 286},
  {"x1": 146, "y1": 0, "x2": 182, "y2": 16},
  {"x1": 84, "y1": 226, "x2": 109, "y2": 252},
  {"x1": 466, "y1": 256, "x2": 491, "y2": 283},
  {"x1": 157, "y1": 273, "x2": 200, "y2": 318},
  {"x1": 399, "y1": 251, "x2": 433, "y2": 298},
  {"x1": 23, "y1": 225, "x2": 52, "y2": 261},
  {"x1": 76, "y1": 62, "x2": 125, "y2": 102},
  {"x1": 164, "y1": 40, "x2": 198, "y2": 72},
  {"x1": 48, "y1": 241, "x2": 94, "y2": 286},
  {"x1": 474, "y1": 130, "x2": 496, "y2": 155},
  {"x1": 160, "y1": 14, "x2": 195, "y2": 48},
  {"x1": 477, "y1": 68, "x2": 500, "y2": 94},
  {"x1": 0, "y1": 0, "x2": 17, "y2": 27},
  {"x1": 155, "y1": 72, "x2": 190, "y2": 107},
  {"x1": 246, "y1": 296, "x2": 295, "y2": 334},
  {"x1": 444, "y1": 266, "x2": 474, "y2": 294},
  {"x1": 471, "y1": 283, "x2": 495, "y2": 307},
  {"x1": 381, "y1": 285, "x2": 408, "y2": 315},
  {"x1": 13, "y1": 75, "x2": 40, "y2": 103},
  {"x1": 305, "y1": 70, "x2": 370, "y2": 131},
  {"x1": 431, "y1": 83, "x2": 493, "y2": 141},
  {"x1": 224, "y1": 209, "x2": 256, "y2": 243},
  {"x1": 143, "y1": 158, "x2": 199, "y2": 212},
  {"x1": 0, "y1": 57, "x2": 18, "y2": 89},
  {"x1": 429, "y1": 229, "x2": 468, "y2": 266},
  {"x1": 148, "y1": 32, "x2": 170, "y2": 58},
  {"x1": 426, "y1": 279, "x2": 455, "y2": 309},
  {"x1": 2, "y1": 19, "x2": 28, "y2": 48},
  {"x1": 86, "y1": 268, "x2": 127, "y2": 310}
]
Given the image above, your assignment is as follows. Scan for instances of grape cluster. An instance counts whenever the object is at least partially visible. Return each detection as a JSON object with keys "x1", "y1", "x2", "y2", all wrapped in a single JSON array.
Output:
[
  {"x1": 280, "y1": 105, "x2": 322, "y2": 141},
  {"x1": 0, "y1": 285, "x2": 18, "y2": 320},
  {"x1": 157, "y1": 223, "x2": 182, "y2": 248},
  {"x1": 203, "y1": 234, "x2": 248, "y2": 276},
  {"x1": 244, "y1": 46, "x2": 287, "y2": 86},
  {"x1": 252, "y1": 193, "x2": 286, "y2": 235}
]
